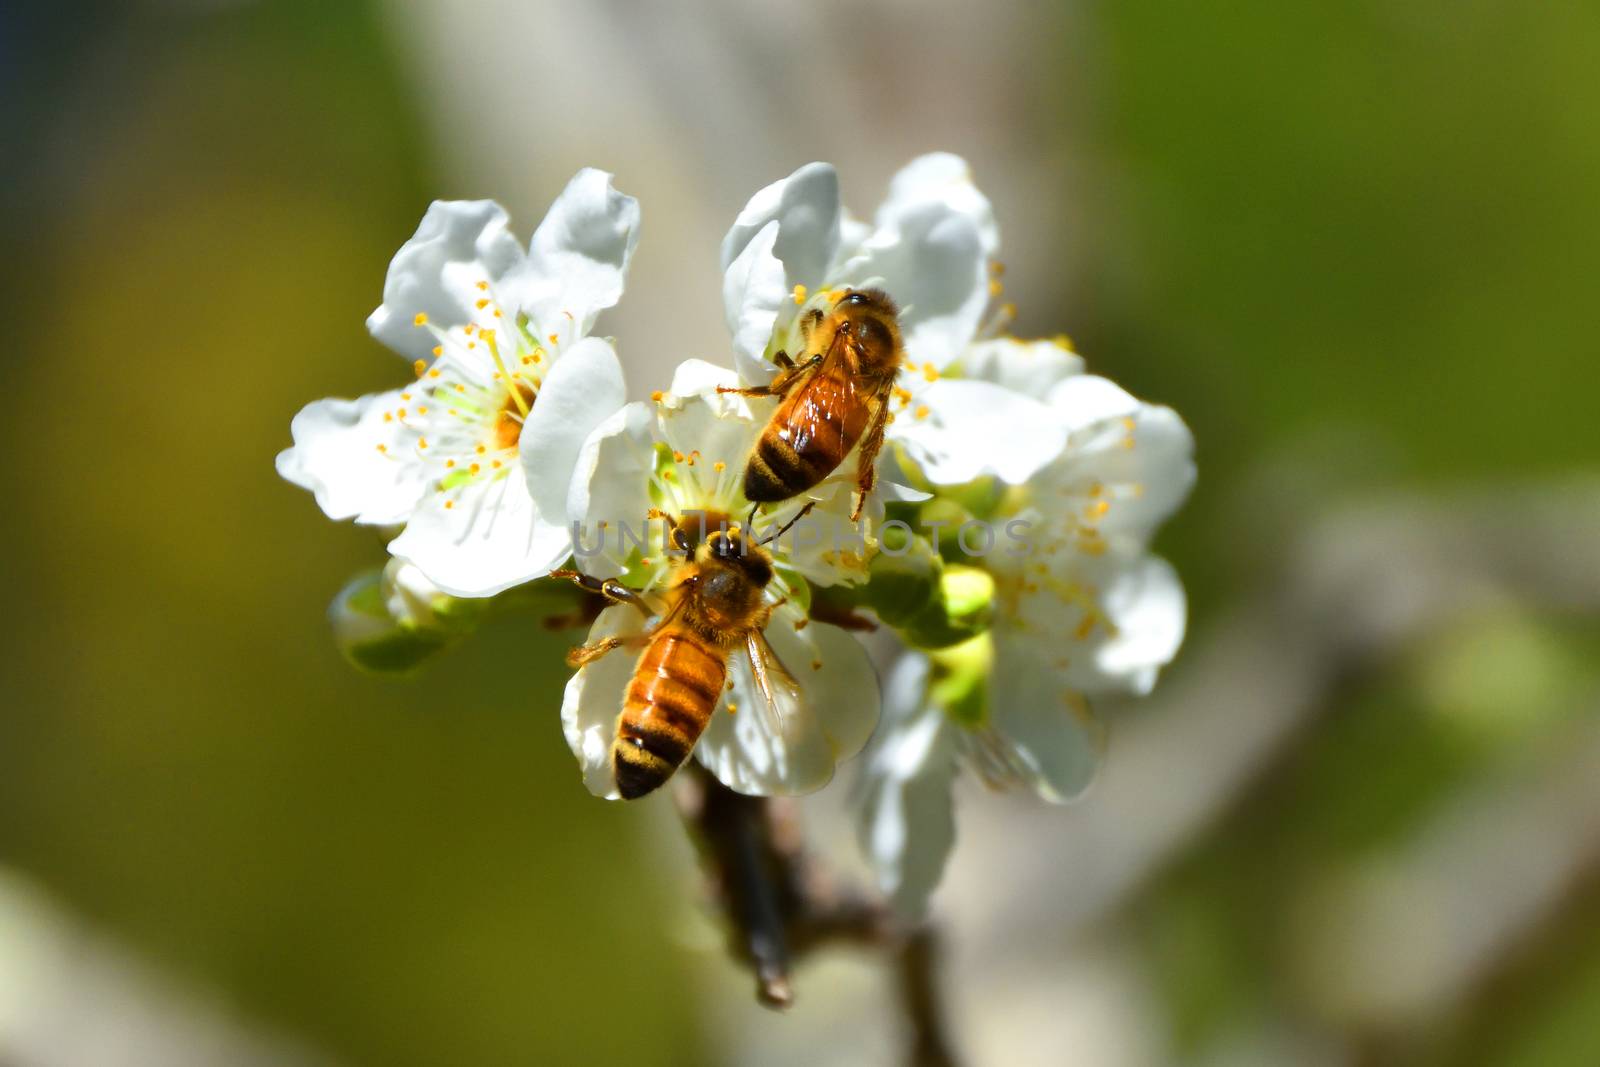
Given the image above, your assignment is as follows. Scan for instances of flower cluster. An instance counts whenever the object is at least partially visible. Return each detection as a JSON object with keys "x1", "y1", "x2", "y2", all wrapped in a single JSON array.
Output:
[{"x1": 279, "y1": 156, "x2": 1194, "y2": 913}]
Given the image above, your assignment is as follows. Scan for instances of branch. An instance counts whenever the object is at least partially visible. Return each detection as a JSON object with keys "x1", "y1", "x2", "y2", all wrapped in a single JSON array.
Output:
[{"x1": 676, "y1": 765, "x2": 960, "y2": 1065}]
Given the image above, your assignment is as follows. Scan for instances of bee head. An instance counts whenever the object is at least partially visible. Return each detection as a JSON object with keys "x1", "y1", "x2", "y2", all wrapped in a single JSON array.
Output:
[
  {"x1": 832, "y1": 288, "x2": 901, "y2": 369},
  {"x1": 701, "y1": 528, "x2": 774, "y2": 587}
]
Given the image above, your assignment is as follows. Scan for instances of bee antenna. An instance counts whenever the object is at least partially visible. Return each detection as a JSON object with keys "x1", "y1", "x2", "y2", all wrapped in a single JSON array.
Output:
[{"x1": 760, "y1": 501, "x2": 816, "y2": 546}]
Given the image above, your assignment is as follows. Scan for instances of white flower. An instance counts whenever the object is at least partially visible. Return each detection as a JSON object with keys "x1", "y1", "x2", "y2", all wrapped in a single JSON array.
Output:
[
  {"x1": 559, "y1": 360, "x2": 881, "y2": 799},
  {"x1": 276, "y1": 170, "x2": 640, "y2": 596},
  {"x1": 857, "y1": 337, "x2": 1195, "y2": 915},
  {"x1": 719, "y1": 154, "x2": 1066, "y2": 493}
]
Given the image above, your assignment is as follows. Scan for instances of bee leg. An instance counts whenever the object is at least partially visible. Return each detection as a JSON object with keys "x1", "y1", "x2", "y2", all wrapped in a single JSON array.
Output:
[
  {"x1": 849, "y1": 401, "x2": 893, "y2": 521},
  {"x1": 716, "y1": 354, "x2": 824, "y2": 399},
  {"x1": 549, "y1": 569, "x2": 656, "y2": 618},
  {"x1": 565, "y1": 633, "x2": 645, "y2": 668},
  {"x1": 773, "y1": 350, "x2": 795, "y2": 369}
]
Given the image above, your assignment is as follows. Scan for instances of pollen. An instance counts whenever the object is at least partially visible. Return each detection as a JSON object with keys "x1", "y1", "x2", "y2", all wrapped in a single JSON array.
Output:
[
  {"x1": 548, "y1": 333, "x2": 559, "y2": 344},
  {"x1": 470, "y1": 463, "x2": 480, "y2": 474},
  {"x1": 383, "y1": 412, "x2": 393, "y2": 423},
  {"x1": 988, "y1": 279, "x2": 1004, "y2": 296},
  {"x1": 418, "y1": 438, "x2": 428, "y2": 449},
  {"x1": 915, "y1": 405, "x2": 930, "y2": 420},
  {"x1": 476, "y1": 280, "x2": 489, "y2": 290},
  {"x1": 445, "y1": 459, "x2": 455, "y2": 468},
  {"x1": 651, "y1": 390, "x2": 664, "y2": 402},
  {"x1": 922, "y1": 363, "x2": 940, "y2": 382},
  {"x1": 713, "y1": 461, "x2": 726, "y2": 473},
  {"x1": 476, "y1": 444, "x2": 486, "y2": 455},
  {"x1": 810, "y1": 660, "x2": 822, "y2": 671},
  {"x1": 492, "y1": 459, "x2": 502, "y2": 469},
  {"x1": 375, "y1": 443, "x2": 387, "y2": 453},
  {"x1": 413, "y1": 312, "x2": 428, "y2": 326},
  {"x1": 726, "y1": 701, "x2": 738, "y2": 715},
  {"x1": 673, "y1": 450, "x2": 684, "y2": 462},
  {"x1": 432, "y1": 345, "x2": 443, "y2": 357},
  {"x1": 475, "y1": 298, "x2": 490, "y2": 310},
  {"x1": 990, "y1": 260, "x2": 1006, "y2": 276},
  {"x1": 413, "y1": 359, "x2": 427, "y2": 378},
  {"x1": 444, "y1": 500, "x2": 455, "y2": 509},
  {"x1": 417, "y1": 406, "x2": 428, "y2": 414},
  {"x1": 429, "y1": 369, "x2": 442, "y2": 379},
  {"x1": 396, "y1": 408, "x2": 407, "y2": 418},
  {"x1": 792, "y1": 284, "x2": 807, "y2": 305}
]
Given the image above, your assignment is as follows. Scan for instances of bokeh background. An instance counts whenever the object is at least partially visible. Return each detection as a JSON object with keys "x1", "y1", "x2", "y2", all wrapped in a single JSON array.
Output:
[{"x1": 3, "y1": 1, "x2": 1599, "y2": 1064}]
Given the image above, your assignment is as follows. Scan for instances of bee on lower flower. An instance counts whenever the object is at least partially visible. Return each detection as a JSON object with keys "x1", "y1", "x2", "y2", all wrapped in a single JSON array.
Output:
[
  {"x1": 552, "y1": 505, "x2": 814, "y2": 799},
  {"x1": 558, "y1": 360, "x2": 880, "y2": 800}
]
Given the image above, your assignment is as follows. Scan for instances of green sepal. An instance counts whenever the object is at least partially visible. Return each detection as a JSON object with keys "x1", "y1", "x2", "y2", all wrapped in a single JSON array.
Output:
[
  {"x1": 928, "y1": 633, "x2": 994, "y2": 728},
  {"x1": 811, "y1": 531, "x2": 994, "y2": 649}
]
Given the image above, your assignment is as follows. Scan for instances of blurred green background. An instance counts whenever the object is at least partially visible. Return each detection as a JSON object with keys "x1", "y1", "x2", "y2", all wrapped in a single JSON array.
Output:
[{"x1": 2, "y1": 1, "x2": 1597, "y2": 1064}]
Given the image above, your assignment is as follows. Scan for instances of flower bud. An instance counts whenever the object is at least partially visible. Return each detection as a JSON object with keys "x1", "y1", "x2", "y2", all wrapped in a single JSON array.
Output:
[{"x1": 329, "y1": 560, "x2": 484, "y2": 674}]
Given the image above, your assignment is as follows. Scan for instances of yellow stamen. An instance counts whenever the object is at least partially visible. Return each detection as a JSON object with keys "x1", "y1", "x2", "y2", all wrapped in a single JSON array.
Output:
[{"x1": 413, "y1": 312, "x2": 428, "y2": 326}]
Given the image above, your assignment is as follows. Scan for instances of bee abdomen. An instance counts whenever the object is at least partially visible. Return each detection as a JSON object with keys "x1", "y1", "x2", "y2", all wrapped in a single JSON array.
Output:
[
  {"x1": 745, "y1": 371, "x2": 870, "y2": 503},
  {"x1": 612, "y1": 631, "x2": 726, "y2": 799}
]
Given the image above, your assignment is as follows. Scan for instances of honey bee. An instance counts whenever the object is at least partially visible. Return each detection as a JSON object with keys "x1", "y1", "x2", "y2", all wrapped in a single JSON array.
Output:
[
  {"x1": 720, "y1": 288, "x2": 903, "y2": 521},
  {"x1": 553, "y1": 505, "x2": 814, "y2": 799}
]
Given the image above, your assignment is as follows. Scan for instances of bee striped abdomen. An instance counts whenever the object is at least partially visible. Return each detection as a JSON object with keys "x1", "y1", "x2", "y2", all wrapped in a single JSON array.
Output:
[
  {"x1": 613, "y1": 629, "x2": 727, "y2": 799},
  {"x1": 745, "y1": 368, "x2": 870, "y2": 503}
]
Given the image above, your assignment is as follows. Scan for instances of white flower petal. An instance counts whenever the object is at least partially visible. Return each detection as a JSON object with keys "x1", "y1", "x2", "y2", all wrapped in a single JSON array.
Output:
[
  {"x1": 838, "y1": 204, "x2": 988, "y2": 371},
  {"x1": 956, "y1": 337, "x2": 1084, "y2": 396},
  {"x1": 567, "y1": 402, "x2": 657, "y2": 579},
  {"x1": 1047, "y1": 373, "x2": 1141, "y2": 431},
  {"x1": 989, "y1": 638, "x2": 1105, "y2": 803},
  {"x1": 559, "y1": 605, "x2": 641, "y2": 800},
  {"x1": 877, "y1": 152, "x2": 997, "y2": 260},
  {"x1": 696, "y1": 615, "x2": 879, "y2": 796},
  {"x1": 660, "y1": 360, "x2": 766, "y2": 465},
  {"x1": 519, "y1": 337, "x2": 627, "y2": 529},
  {"x1": 1043, "y1": 376, "x2": 1197, "y2": 544},
  {"x1": 389, "y1": 470, "x2": 569, "y2": 597},
  {"x1": 1085, "y1": 554, "x2": 1187, "y2": 695},
  {"x1": 722, "y1": 220, "x2": 789, "y2": 383},
  {"x1": 855, "y1": 654, "x2": 962, "y2": 917},
  {"x1": 890, "y1": 378, "x2": 1067, "y2": 485},
  {"x1": 366, "y1": 200, "x2": 523, "y2": 365},
  {"x1": 276, "y1": 390, "x2": 425, "y2": 524},
  {"x1": 720, "y1": 161, "x2": 841, "y2": 288},
  {"x1": 505, "y1": 168, "x2": 640, "y2": 335}
]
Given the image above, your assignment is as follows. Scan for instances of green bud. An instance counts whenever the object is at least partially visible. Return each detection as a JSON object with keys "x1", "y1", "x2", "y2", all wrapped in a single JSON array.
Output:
[
  {"x1": 813, "y1": 533, "x2": 994, "y2": 650},
  {"x1": 330, "y1": 560, "x2": 484, "y2": 674},
  {"x1": 928, "y1": 633, "x2": 994, "y2": 728}
]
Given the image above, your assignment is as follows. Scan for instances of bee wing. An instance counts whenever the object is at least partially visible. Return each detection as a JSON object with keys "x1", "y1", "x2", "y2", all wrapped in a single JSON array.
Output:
[
  {"x1": 787, "y1": 334, "x2": 866, "y2": 454},
  {"x1": 744, "y1": 630, "x2": 803, "y2": 740},
  {"x1": 697, "y1": 614, "x2": 880, "y2": 796}
]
